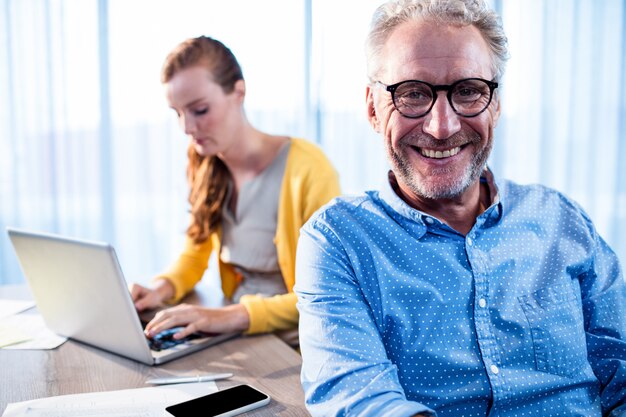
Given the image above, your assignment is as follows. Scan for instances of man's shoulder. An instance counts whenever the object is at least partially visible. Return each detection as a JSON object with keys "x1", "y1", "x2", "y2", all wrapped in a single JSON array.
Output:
[
  {"x1": 503, "y1": 179, "x2": 579, "y2": 206},
  {"x1": 304, "y1": 191, "x2": 384, "y2": 230},
  {"x1": 501, "y1": 179, "x2": 592, "y2": 224},
  {"x1": 316, "y1": 192, "x2": 381, "y2": 215},
  {"x1": 502, "y1": 179, "x2": 561, "y2": 197}
]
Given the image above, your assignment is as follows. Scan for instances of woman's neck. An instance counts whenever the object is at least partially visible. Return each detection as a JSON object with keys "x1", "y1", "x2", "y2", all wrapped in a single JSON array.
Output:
[{"x1": 219, "y1": 127, "x2": 288, "y2": 192}]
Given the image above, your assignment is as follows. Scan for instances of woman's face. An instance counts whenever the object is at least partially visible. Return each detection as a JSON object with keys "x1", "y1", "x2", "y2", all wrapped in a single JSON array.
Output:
[{"x1": 164, "y1": 65, "x2": 244, "y2": 157}]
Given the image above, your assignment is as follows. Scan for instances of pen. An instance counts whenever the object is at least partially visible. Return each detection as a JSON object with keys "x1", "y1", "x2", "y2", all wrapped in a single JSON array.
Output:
[{"x1": 145, "y1": 372, "x2": 234, "y2": 385}]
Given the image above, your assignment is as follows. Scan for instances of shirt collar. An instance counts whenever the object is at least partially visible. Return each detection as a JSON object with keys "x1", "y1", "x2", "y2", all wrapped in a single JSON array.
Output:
[
  {"x1": 378, "y1": 171, "x2": 430, "y2": 238},
  {"x1": 478, "y1": 167, "x2": 503, "y2": 227},
  {"x1": 378, "y1": 167, "x2": 504, "y2": 233}
]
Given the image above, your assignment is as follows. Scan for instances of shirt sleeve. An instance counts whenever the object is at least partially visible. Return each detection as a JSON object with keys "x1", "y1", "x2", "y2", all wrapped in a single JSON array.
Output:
[
  {"x1": 581, "y1": 226, "x2": 626, "y2": 415},
  {"x1": 295, "y1": 218, "x2": 434, "y2": 417}
]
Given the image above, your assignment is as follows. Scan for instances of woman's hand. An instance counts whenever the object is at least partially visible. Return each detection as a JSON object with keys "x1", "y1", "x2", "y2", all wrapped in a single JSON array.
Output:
[
  {"x1": 144, "y1": 303, "x2": 251, "y2": 338},
  {"x1": 129, "y1": 279, "x2": 175, "y2": 312}
]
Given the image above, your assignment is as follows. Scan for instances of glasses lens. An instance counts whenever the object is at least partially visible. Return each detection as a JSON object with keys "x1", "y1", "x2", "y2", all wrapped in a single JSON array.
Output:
[
  {"x1": 393, "y1": 81, "x2": 433, "y2": 117},
  {"x1": 450, "y1": 79, "x2": 492, "y2": 116}
]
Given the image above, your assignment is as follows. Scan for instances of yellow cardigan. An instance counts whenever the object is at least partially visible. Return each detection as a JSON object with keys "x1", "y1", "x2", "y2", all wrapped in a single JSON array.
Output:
[{"x1": 156, "y1": 138, "x2": 340, "y2": 334}]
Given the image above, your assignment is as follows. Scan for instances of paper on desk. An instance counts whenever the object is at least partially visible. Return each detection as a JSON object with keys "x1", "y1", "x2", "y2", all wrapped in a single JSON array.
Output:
[
  {"x1": 0, "y1": 299, "x2": 35, "y2": 319},
  {"x1": 1, "y1": 381, "x2": 218, "y2": 417},
  {"x1": 0, "y1": 324, "x2": 31, "y2": 348},
  {"x1": 0, "y1": 314, "x2": 67, "y2": 350}
]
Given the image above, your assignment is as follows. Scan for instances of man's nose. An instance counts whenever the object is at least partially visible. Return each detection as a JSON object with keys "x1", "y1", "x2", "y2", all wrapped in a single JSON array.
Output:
[{"x1": 422, "y1": 93, "x2": 461, "y2": 139}]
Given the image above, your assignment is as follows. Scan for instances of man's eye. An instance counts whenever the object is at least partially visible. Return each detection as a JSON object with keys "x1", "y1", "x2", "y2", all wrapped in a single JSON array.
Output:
[
  {"x1": 405, "y1": 91, "x2": 427, "y2": 100},
  {"x1": 193, "y1": 108, "x2": 208, "y2": 116},
  {"x1": 457, "y1": 88, "x2": 480, "y2": 97},
  {"x1": 398, "y1": 88, "x2": 431, "y2": 103}
]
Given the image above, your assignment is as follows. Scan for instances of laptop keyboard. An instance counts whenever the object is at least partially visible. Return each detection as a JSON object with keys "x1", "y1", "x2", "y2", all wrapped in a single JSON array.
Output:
[{"x1": 145, "y1": 326, "x2": 204, "y2": 352}]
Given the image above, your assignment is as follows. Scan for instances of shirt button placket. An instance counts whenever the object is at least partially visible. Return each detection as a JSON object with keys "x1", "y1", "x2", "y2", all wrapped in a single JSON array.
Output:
[{"x1": 467, "y1": 233, "x2": 505, "y2": 402}]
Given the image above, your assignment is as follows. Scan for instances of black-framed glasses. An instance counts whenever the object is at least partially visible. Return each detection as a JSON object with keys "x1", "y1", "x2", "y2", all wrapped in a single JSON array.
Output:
[{"x1": 377, "y1": 78, "x2": 498, "y2": 119}]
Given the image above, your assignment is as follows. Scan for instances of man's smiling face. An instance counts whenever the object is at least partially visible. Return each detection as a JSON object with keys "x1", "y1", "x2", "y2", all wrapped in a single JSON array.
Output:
[{"x1": 367, "y1": 21, "x2": 501, "y2": 200}]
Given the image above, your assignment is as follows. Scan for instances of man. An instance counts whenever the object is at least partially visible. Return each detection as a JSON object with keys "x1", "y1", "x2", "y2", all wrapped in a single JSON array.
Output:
[{"x1": 294, "y1": 0, "x2": 626, "y2": 416}]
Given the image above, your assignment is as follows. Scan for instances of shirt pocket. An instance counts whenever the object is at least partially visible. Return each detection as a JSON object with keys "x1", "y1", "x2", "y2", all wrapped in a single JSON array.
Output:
[{"x1": 517, "y1": 283, "x2": 588, "y2": 377}]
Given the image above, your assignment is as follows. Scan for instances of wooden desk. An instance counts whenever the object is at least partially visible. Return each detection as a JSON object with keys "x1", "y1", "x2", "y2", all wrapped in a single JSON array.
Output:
[{"x1": 0, "y1": 285, "x2": 310, "y2": 416}]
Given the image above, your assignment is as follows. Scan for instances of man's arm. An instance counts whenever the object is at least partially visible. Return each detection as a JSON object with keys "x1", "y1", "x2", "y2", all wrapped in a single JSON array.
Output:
[
  {"x1": 581, "y1": 227, "x2": 626, "y2": 415},
  {"x1": 295, "y1": 219, "x2": 434, "y2": 417}
]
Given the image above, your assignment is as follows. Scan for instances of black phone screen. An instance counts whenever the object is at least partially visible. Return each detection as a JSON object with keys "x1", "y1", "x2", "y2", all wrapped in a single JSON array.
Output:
[{"x1": 166, "y1": 384, "x2": 269, "y2": 416}]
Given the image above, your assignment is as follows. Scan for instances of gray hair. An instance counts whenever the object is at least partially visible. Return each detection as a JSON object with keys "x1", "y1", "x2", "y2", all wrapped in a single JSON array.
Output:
[{"x1": 365, "y1": 0, "x2": 509, "y2": 81}]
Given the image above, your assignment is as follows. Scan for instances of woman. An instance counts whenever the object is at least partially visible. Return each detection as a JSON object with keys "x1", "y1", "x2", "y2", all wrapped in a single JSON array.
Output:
[{"x1": 129, "y1": 36, "x2": 340, "y2": 344}]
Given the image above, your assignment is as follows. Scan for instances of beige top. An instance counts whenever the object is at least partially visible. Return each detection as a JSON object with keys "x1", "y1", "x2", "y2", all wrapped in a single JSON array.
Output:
[{"x1": 220, "y1": 141, "x2": 290, "y2": 302}]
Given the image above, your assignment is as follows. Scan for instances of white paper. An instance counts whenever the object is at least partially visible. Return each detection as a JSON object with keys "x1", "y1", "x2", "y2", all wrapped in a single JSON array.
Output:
[
  {"x1": 0, "y1": 315, "x2": 67, "y2": 350},
  {"x1": 0, "y1": 322, "x2": 31, "y2": 348},
  {"x1": 0, "y1": 299, "x2": 35, "y2": 319},
  {"x1": 2, "y1": 382, "x2": 218, "y2": 417}
]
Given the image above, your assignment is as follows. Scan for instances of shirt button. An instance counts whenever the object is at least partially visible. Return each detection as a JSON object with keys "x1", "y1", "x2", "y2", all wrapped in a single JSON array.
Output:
[
  {"x1": 467, "y1": 237, "x2": 473, "y2": 246},
  {"x1": 490, "y1": 365, "x2": 500, "y2": 375},
  {"x1": 478, "y1": 298, "x2": 487, "y2": 308},
  {"x1": 424, "y1": 217, "x2": 434, "y2": 224}
]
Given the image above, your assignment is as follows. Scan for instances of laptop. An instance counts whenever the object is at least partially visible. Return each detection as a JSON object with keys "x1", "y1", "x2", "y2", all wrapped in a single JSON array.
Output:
[{"x1": 7, "y1": 227, "x2": 239, "y2": 365}]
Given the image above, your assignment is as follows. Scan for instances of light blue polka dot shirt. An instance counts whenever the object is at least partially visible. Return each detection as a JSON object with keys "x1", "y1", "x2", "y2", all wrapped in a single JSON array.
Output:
[{"x1": 295, "y1": 169, "x2": 626, "y2": 417}]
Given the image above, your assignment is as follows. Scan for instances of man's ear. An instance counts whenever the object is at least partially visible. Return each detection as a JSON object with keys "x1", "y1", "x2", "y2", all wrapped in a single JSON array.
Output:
[
  {"x1": 492, "y1": 91, "x2": 501, "y2": 126},
  {"x1": 366, "y1": 85, "x2": 381, "y2": 132}
]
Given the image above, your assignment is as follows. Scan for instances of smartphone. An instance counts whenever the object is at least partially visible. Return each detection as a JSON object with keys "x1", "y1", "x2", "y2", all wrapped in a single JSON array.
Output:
[{"x1": 165, "y1": 384, "x2": 271, "y2": 417}]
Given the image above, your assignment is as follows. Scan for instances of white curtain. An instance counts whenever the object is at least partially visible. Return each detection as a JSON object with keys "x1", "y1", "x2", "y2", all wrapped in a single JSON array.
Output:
[
  {"x1": 1, "y1": 0, "x2": 625, "y2": 285},
  {"x1": 0, "y1": 0, "x2": 308, "y2": 284}
]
